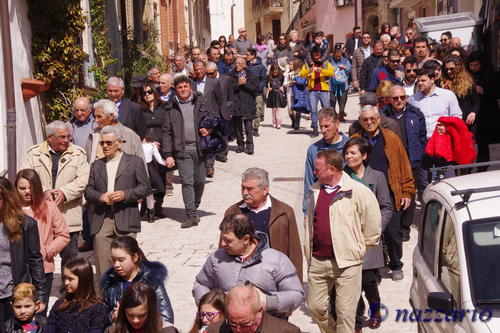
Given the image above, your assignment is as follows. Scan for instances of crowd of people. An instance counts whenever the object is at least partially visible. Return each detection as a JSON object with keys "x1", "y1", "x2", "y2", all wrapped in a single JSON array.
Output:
[{"x1": 0, "y1": 21, "x2": 499, "y2": 333}]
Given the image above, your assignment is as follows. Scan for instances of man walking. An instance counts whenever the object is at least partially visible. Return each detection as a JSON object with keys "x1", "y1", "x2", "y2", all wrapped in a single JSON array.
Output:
[
  {"x1": 22, "y1": 120, "x2": 90, "y2": 271},
  {"x1": 234, "y1": 27, "x2": 253, "y2": 57},
  {"x1": 84, "y1": 126, "x2": 151, "y2": 278},
  {"x1": 351, "y1": 32, "x2": 372, "y2": 91},
  {"x1": 305, "y1": 149, "x2": 381, "y2": 333},
  {"x1": 245, "y1": 48, "x2": 268, "y2": 137},
  {"x1": 359, "y1": 41, "x2": 384, "y2": 94},
  {"x1": 162, "y1": 75, "x2": 217, "y2": 228}
]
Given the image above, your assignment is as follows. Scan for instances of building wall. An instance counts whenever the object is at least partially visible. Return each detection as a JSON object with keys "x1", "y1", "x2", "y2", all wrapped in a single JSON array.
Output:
[
  {"x1": 0, "y1": 0, "x2": 44, "y2": 173},
  {"x1": 244, "y1": 0, "x2": 296, "y2": 43},
  {"x1": 209, "y1": 0, "x2": 245, "y2": 40},
  {"x1": 159, "y1": 0, "x2": 187, "y2": 57}
]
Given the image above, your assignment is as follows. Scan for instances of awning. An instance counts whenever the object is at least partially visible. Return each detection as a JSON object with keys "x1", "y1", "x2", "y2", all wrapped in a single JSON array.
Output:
[{"x1": 390, "y1": 0, "x2": 415, "y2": 8}]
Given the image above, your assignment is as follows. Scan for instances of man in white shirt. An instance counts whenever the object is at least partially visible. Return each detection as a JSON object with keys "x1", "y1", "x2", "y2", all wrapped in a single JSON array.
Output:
[{"x1": 402, "y1": 56, "x2": 418, "y2": 97}]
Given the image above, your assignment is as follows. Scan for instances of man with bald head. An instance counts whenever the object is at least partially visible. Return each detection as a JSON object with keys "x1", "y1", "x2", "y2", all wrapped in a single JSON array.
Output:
[
  {"x1": 69, "y1": 96, "x2": 96, "y2": 148},
  {"x1": 234, "y1": 27, "x2": 253, "y2": 57},
  {"x1": 382, "y1": 85, "x2": 427, "y2": 241},
  {"x1": 207, "y1": 285, "x2": 301, "y2": 333},
  {"x1": 450, "y1": 36, "x2": 461, "y2": 48}
]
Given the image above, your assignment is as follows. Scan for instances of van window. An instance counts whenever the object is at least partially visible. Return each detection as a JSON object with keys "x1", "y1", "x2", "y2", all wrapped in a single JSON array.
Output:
[
  {"x1": 421, "y1": 200, "x2": 442, "y2": 270},
  {"x1": 439, "y1": 212, "x2": 460, "y2": 306}
]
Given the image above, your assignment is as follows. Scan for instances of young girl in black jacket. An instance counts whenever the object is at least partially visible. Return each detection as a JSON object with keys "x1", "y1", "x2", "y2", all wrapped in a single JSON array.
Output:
[
  {"x1": 46, "y1": 258, "x2": 109, "y2": 332},
  {"x1": 266, "y1": 64, "x2": 287, "y2": 129}
]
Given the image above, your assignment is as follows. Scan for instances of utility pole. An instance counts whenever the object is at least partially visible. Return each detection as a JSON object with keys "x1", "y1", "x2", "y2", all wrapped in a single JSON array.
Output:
[{"x1": 231, "y1": 0, "x2": 235, "y2": 37}]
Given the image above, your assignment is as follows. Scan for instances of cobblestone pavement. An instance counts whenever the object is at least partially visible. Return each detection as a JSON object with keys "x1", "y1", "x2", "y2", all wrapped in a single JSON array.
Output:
[{"x1": 50, "y1": 93, "x2": 500, "y2": 332}]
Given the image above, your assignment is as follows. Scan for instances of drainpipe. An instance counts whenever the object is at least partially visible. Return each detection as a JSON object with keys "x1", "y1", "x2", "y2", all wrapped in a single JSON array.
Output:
[
  {"x1": 0, "y1": 0, "x2": 17, "y2": 180},
  {"x1": 231, "y1": 0, "x2": 235, "y2": 37}
]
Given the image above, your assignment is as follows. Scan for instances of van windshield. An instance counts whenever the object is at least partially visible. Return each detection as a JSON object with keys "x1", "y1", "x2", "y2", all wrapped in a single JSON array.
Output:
[{"x1": 463, "y1": 220, "x2": 500, "y2": 307}]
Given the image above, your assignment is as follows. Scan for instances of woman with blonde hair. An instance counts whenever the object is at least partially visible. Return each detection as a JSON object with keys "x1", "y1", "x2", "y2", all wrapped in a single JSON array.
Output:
[
  {"x1": 375, "y1": 80, "x2": 394, "y2": 108},
  {"x1": 441, "y1": 55, "x2": 480, "y2": 132}
]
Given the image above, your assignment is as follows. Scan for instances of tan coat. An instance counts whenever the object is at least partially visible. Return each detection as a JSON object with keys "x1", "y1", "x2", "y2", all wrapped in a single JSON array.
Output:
[
  {"x1": 224, "y1": 196, "x2": 303, "y2": 283},
  {"x1": 304, "y1": 173, "x2": 382, "y2": 269},
  {"x1": 351, "y1": 128, "x2": 416, "y2": 209},
  {"x1": 22, "y1": 141, "x2": 90, "y2": 232}
]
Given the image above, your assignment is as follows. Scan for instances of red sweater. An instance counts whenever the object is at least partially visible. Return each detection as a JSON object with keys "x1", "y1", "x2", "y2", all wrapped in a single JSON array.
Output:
[{"x1": 312, "y1": 188, "x2": 338, "y2": 258}]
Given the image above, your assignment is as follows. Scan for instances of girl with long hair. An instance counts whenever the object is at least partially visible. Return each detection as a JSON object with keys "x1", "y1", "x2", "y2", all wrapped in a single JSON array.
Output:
[
  {"x1": 46, "y1": 258, "x2": 109, "y2": 332},
  {"x1": 441, "y1": 55, "x2": 480, "y2": 130},
  {"x1": 105, "y1": 283, "x2": 177, "y2": 333},
  {"x1": 0, "y1": 177, "x2": 46, "y2": 325},
  {"x1": 218, "y1": 35, "x2": 226, "y2": 54},
  {"x1": 266, "y1": 63, "x2": 287, "y2": 128},
  {"x1": 15, "y1": 169, "x2": 70, "y2": 314},
  {"x1": 101, "y1": 236, "x2": 174, "y2": 325},
  {"x1": 189, "y1": 289, "x2": 225, "y2": 333},
  {"x1": 140, "y1": 82, "x2": 168, "y2": 218}
]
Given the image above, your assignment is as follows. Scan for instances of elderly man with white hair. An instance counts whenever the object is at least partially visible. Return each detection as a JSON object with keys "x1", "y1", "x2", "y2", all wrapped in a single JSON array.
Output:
[
  {"x1": 106, "y1": 76, "x2": 146, "y2": 139},
  {"x1": 85, "y1": 99, "x2": 145, "y2": 164},
  {"x1": 159, "y1": 73, "x2": 175, "y2": 103},
  {"x1": 351, "y1": 104, "x2": 415, "y2": 281},
  {"x1": 84, "y1": 125, "x2": 151, "y2": 278},
  {"x1": 68, "y1": 96, "x2": 97, "y2": 148},
  {"x1": 289, "y1": 29, "x2": 306, "y2": 61},
  {"x1": 22, "y1": 120, "x2": 90, "y2": 272}
]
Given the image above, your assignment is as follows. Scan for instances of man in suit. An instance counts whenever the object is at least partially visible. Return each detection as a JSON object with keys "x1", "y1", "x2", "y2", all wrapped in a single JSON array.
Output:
[
  {"x1": 106, "y1": 77, "x2": 147, "y2": 139},
  {"x1": 193, "y1": 59, "x2": 224, "y2": 177},
  {"x1": 345, "y1": 26, "x2": 362, "y2": 62},
  {"x1": 84, "y1": 125, "x2": 151, "y2": 279},
  {"x1": 207, "y1": 285, "x2": 301, "y2": 333}
]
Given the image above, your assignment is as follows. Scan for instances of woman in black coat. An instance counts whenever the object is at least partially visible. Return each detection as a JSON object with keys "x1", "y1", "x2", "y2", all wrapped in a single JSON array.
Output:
[
  {"x1": 270, "y1": 34, "x2": 293, "y2": 65},
  {"x1": 0, "y1": 177, "x2": 46, "y2": 325}
]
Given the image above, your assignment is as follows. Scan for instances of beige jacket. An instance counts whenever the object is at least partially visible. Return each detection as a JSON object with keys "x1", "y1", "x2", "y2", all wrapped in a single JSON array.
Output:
[
  {"x1": 21, "y1": 142, "x2": 90, "y2": 232},
  {"x1": 304, "y1": 172, "x2": 382, "y2": 269}
]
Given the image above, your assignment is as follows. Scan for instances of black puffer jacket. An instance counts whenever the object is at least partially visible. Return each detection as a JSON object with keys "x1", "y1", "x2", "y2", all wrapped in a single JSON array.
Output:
[
  {"x1": 10, "y1": 215, "x2": 47, "y2": 301},
  {"x1": 101, "y1": 261, "x2": 174, "y2": 324},
  {"x1": 228, "y1": 70, "x2": 261, "y2": 120}
]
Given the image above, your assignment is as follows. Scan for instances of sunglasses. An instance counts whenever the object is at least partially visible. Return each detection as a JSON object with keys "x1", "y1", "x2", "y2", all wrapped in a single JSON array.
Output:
[
  {"x1": 143, "y1": 89, "x2": 154, "y2": 95},
  {"x1": 440, "y1": 39, "x2": 448, "y2": 42},
  {"x1": 99, "y1": 140, "x2": 116, "y2": 146},
  {"x1": 389, "y1": 59, "x2": 401, "y2": 64},
  {"x1": 405, "y1": 69, "x2": 417, "y2": 73},
  {"x1": 391, "y1": 95, "x2": 407, "y2": 101}
]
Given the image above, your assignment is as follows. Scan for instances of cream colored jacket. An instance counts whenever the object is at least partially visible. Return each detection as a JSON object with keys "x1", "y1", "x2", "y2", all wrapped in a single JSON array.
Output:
[
  {"x1": 304, "y1": 172, "x2": 382, "y2": 269},
  {"x1": 22, "y1": 142, "x2": 90, "y2": 232}
]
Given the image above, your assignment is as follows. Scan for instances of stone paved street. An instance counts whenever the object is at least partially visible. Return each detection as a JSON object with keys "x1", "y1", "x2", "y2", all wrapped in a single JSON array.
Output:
[{"x1": 50, "y1": 93, "x2": 500, "y2": 332}]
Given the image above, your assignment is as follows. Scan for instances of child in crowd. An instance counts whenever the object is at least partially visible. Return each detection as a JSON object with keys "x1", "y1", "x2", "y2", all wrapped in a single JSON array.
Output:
[
  {"x1": 101, "y1": 236, "x2": 174, "y2": 325},
  {"x1": 141, "y1": 134, "x2": 167, "y2": 223},
  {"x1": 105, "y1": 283, "x2": 177, "y2": 333},
  {"x1": 288, "y1": 60, "x2": 310, "y2": 130},
  {"x1": 189, "y1": 289, "x2": 225, "y2": 333},
  {"x1": 46, "y1": 258, "x2": 109, "y2": 332},
  {"x1": 3, "y1": 283, "x2": 46, "y2": 333},
  {"x1": 15, "y1": 169, "x2": 70, "y2": 314},
  {"x1": 266, "y1": 64, "x2": 287, "y2": 129}
]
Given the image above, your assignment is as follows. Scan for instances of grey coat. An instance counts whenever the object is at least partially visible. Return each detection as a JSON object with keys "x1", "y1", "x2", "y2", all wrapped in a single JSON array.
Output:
[
  {"x1": 84, "y1": 152, "x2": 152, "y2": 235},
  {"x1": 192, "y1": 232, "x2": 304, "y2": 314},
  {"x1": 360, "y1": 166, "x2": 394, "y2": 270},
  {"x1": 198, "y1": 77, "x2": 223, "y2": 118}
]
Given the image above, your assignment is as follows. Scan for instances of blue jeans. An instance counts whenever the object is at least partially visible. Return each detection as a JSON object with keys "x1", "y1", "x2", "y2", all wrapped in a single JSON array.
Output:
[{"x1": 308, "y1": 90, "x2": 331, "y2": 129}]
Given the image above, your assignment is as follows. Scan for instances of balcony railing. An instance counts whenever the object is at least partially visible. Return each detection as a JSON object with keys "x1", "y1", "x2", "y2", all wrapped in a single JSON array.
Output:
[
  {"x1": 362, "y1": 0, "x2": 378, "y2": 7},
  {"x1": 286, "y1": 0, "x2": 316, "y2": 35},
  {"x1": 252, "y1": 0, "x2": 284, "y2": 14}
]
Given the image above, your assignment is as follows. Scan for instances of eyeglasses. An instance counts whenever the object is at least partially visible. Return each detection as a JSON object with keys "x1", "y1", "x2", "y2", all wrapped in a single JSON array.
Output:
[
  {"x1": 99, "y1": 140, "x2": 116, "y2": 146},
  {"x1": 207, "y1": 71, "x2": 216, "y2": 75},
  {"x1": 391, "y1": 95, "x2": 407, "y2": 101},
  {"x1": 389, "y1": 59, "x2": 401, "y2": 64},
  {"x1": 53, "y1": 135, "x2": 72, "y2": 140},
  {"x1": 445, "y1": 67, "x2": 456, "y2": 72},
  {"x1": 143, "y1": 90, "x2": 154, "y2": 95},
  {"x1": 227, "y1": 318, "x2": 255, "y2": 329},
  {"x1": 197, "y1": 311, "x2": 222, "y2": 321},
  {"x1": 360, "y1": 116, "x2": 379, "y2": 122}
]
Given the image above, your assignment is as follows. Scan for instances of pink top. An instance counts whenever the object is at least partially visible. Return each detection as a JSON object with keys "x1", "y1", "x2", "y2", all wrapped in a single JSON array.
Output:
[{"x1": 23, "y1": 200, "x2": 70, "y2": 273}]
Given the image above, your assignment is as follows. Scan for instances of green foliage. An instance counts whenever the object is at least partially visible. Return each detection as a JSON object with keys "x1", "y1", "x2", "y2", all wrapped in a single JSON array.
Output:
[
  {"x1": 89, "y1": 0, "x2": 116, "y2": 100},
  {"x1": 122, "y1": 22, "x2": 165, "y2": 95},
  {"x1": 27, "y1": 0, "x2": 86, "y2": 121}
]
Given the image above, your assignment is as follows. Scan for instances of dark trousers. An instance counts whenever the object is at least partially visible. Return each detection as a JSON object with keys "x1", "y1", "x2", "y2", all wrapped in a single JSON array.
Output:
[
  {"x1": 232, "y1": 116, "x2": 253, "y2": 149},
  {"x1": 39, "y1": 273, "x2": 53, "y2": 317},
  {"x1": 384, "y1": 209, "x2": 403, "y2": 271},
  {"x1": 60, "y1": 232, "x2": 79, "y2": 273},
  {"x1": 355, "y1": 269, "x2": 381, "y2": 330},
  {"x1": 401, "y1": 166, "x2": 428, "y2": 237},
  {"x1": 176, "y1": 144, "x2": 206, "y2": 218},
  {"x1": 330, "y1": 92, "x2": 348, "y2": 115},
  {"x1": 81, "y1": 208, "x2": 92, "y2": 246},
  {"x1": 0, "y1": 297, "x2": 13, "y2": 331}
]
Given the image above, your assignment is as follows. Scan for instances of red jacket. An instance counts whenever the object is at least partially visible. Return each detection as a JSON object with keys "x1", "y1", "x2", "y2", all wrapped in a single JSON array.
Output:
[{"x1": 425, "y1": 116, "x2": 476, "y2": 165}]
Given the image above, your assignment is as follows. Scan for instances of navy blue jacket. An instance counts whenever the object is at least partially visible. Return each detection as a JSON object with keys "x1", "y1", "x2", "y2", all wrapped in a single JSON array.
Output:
[
  {"x1": 218, "y1": 61, "x2": 234, "y2": 75},
  {"x1": 101, "y1": 261, "x2": 174, "y2": 324},
  {"x1": 246, "y1": 57, "x2": 268, "y2": 93},
  {"x1": 382, "y1": 103, "x2": 427, "y2": 168},
  {"x1": 291, "y1": 76, "x2": 310, "y2": 113}
]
